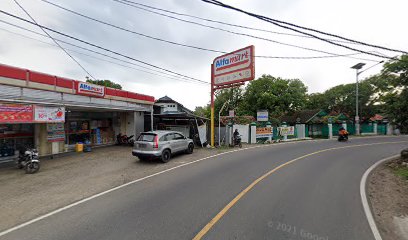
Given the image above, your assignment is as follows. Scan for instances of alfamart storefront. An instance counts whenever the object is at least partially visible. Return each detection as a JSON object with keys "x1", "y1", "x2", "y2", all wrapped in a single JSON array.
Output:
[{"x1": 0, "y1": 63, "x2": 155, "y2": 161}]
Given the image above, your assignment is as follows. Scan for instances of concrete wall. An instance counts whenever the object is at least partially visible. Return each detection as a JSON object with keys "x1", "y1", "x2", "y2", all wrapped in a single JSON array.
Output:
[
  {"x1": 232, "y1": 124, "x2": 249, "y2": 143},
  {"x1": 36, "y1": 123, "x2": 64, "y2": 156}
]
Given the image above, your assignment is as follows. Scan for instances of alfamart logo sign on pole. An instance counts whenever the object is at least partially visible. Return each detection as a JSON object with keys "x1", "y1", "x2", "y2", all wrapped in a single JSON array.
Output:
[
  {"x1": 209, "y1": 45, "x2": 255, "y2": 147},
  {"x1": 213, "y1": 45, "x2": 255, "y2": 86}
]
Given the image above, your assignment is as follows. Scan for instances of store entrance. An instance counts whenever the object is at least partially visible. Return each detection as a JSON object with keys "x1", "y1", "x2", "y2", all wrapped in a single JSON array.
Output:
[{"x1": 65, "y1": 111, "x2": 117, "y2": 147}]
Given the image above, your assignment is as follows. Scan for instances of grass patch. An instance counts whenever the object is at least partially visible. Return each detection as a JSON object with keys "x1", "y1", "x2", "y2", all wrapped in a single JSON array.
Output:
[{"x1": 395, "y1": 167, "x2": 408, "y2": 180}]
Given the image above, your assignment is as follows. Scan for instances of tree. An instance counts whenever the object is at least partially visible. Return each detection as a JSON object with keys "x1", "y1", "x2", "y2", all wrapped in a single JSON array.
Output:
[
  {"x1": 240, "y1": 75, "x2": 307, "y2": 118},
  {"x1": 305, "y1": 79, "x2": 380, "y2": 119},
  {"x1": 194, "y1": 105, "x2": 210, "y2": 118},
  {"x1": 379, "y1": 55, "x2": 408, "y2": 132},
  {"x1": 85, "y1": 77, "x2": 122, "y2": 89}
]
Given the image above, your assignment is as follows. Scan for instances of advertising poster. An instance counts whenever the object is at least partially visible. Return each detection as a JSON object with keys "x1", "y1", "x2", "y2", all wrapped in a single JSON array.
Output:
[
  {"x1": 256, "y1": 127, "x2": 273, "y2": 138},
  {"x1": 47, "y1": 123, "x2": 65, "y2": 142},
  {"x1": 279, "y1": 126, "x2": 295, "y2": 136},
  {"x1": 0, "y1": 104, "x2": 33, "y2": 123},
  {"x1": 34, "y1": 106, "x2": 65, "y2": 122}
]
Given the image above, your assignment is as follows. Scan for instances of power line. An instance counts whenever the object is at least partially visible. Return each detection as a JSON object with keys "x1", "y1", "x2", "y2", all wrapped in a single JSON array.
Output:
[
  {"x1": 116, "y1": 0, "x2": 362, "y2": 45},
  {"x1": 112, "y1": 0, "x2": 378, "y2": 62},
  {"x1": 201, "y1": 0, "x2": 407, "y2": 58},
  {"x1": 0, "y1": 19, "x2": 200, "y2": 82},
  {"x1": 12, "y1": 0, "x2": 96, "y2": 79},
  {"x1": 0, "y1": 9, "x2": 208, "y2": 84},
  {"x1": 39, "y1": 0, "x2": 365, "y2": 61},
  {"x1": 0, "y1": 23, "x2": 209, "y2": 85}
]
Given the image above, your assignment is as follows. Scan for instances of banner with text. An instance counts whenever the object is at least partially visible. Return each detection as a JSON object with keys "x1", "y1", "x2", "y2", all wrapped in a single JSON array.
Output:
[
  {"x1": 34, "y1": 106, "x2": 65, "y2": 122},
  {"x1": 0, "y1": 104, "x2": 33, "y2": 123},
  {"x1": 256, "y1": 127, "x2": 273, "y2": 138},
  {"x1": 278, "y1": 126, "x2": 295, "y2": 136},
  {"x1": 47, "y1": 123, "x2": 65, "y2": 142}
]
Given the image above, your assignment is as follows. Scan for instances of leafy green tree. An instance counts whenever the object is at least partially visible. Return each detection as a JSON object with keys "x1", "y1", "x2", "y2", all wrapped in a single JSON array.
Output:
[
  {"x1": 85, "y1": 77, "x2": 122, "y2": 89},
  {"x1": 240, "y1": 75, "x2": 307, "y2": 118},
  {"x1": 379, "y1": 55, "x2": 408, "y2": 132},
  {"x1": 305, "y1": 79, "x2": 380, "y2": 119}
]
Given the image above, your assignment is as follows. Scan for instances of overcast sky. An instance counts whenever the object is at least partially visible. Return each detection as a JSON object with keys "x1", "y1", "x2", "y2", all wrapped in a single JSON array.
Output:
[{"x1": 0, "y1": 0, "x2": 406, "y2": 110}]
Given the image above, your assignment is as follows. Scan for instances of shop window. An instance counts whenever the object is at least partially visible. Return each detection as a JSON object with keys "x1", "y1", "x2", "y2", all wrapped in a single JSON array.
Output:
[{"x1": 0, "y1": 124, "x2": 34, "y2": 159}]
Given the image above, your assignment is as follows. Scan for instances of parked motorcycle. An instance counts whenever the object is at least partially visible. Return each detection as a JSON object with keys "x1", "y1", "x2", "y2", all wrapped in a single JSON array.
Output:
[
  {"x1": 17, "y1": 148, "x2": 40, "y2": 174},
  {"x1": 116, "y1": 133, "x2": 135, "y2": 146},
  {"x1": 231, "y1": 135, "x2": 242, "y2": 148}
]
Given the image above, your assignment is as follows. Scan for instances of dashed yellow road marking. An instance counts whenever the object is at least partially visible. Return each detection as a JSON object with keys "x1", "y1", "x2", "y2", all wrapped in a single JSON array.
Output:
[{"x1": 192, "y1": 141, "x2": 408, "y2": 240}]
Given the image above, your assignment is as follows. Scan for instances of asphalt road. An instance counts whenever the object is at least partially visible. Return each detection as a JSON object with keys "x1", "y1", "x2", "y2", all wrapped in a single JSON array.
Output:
[{"x1": 1, "y1": 136, "x2": 407, "y2": 240}]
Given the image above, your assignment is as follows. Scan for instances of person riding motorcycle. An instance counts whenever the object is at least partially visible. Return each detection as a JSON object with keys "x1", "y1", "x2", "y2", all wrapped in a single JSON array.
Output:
[
  {"x1": 338, "y1": 127, "x2": 349, "y2": 140},
  {"x1": 232, "y1": 129, "x2": 242, "y2": 148},
  {"x1": 233, "y1": 129, "x2": 240, "y2": 142}
]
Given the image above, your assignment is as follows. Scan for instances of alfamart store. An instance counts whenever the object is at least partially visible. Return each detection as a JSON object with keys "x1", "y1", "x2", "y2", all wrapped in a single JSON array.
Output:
[{"x1": 0, "y1": 63, "x2": 155, "y2": 162}]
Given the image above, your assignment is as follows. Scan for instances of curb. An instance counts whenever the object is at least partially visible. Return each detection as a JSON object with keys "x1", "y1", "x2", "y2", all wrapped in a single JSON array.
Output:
[{"x1": 360, "y1": 154, "x2": 400, "y2": 240}]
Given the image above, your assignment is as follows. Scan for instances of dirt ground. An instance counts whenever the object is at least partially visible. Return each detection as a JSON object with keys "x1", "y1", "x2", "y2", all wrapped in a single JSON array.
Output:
[
  {"x1": 367, "y1": 158, "x2": 408, "y2": 240},
  {"x1": 0, "y1": 145, "x2": 248, "y2": 232}
]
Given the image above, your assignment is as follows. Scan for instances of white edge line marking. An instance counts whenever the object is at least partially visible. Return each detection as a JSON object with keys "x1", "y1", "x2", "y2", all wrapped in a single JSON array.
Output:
[
  {"x1": 0, "y1": 139, "x2": 310, "y2": 237},
  {"x1": 360, "y1": 154, "x2": 399, "y2": 240}
]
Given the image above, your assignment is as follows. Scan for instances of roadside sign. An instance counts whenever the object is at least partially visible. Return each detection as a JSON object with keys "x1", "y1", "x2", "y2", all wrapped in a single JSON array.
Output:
[
  {"x1": 212, "y1": 45, "x2": 255, "y2": 86},
  {"x1": 229, "y1": 110, "x2": 235, "y2": 117},
  {"x1": 256, "y1": 127, "x2": 273, "y2": 138},
  {"x1": 278, "y1": 126, "x2": 295, "y2": 136},
  {"x1": 257, "y1": 110, "x2": 268, "y2": 122}
]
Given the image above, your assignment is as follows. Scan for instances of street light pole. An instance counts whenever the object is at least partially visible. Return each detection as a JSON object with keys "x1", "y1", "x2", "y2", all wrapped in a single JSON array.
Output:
[
  {"x1": 351, "y1": 63, "x2": 365, "y2": 135},
  {"x1": 351, "y1": 61, "x2": 384, "y2": 135}
]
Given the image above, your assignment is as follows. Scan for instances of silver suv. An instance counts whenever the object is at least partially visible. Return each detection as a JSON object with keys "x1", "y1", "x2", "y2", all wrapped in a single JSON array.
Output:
[{"x1": 132, "y1": 131, "x2": 194, "y2": 163}]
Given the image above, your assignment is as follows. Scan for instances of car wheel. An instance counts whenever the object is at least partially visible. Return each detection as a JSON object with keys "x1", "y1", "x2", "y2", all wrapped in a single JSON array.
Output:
[
  {"x1": 161, "y1": 149, "x2": 171, "y2": 163},
  {"x1": 186, "y1": 143, "x2": 194, "y2": 154}
]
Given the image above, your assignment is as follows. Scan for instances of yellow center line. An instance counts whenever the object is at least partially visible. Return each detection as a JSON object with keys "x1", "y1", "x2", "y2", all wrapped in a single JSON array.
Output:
[{"x1": 192, "y1": 141, "x2": 408, "y2": 240}]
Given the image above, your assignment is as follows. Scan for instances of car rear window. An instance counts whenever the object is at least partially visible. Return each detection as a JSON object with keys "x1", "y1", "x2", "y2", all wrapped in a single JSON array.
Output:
[{"x1": 137, "y1": 133, "x2": 156, "y2": 142}]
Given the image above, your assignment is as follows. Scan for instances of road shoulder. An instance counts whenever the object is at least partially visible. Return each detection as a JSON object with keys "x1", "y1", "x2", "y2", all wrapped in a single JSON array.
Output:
[{"x1": 367, "y1": 157, "x2": 408, "y2": 240}]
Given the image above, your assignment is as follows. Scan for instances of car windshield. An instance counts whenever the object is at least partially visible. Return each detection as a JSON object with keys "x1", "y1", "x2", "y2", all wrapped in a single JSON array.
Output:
[{"x1": 137, "y1": 133, "x2": 156, "y2": 142}]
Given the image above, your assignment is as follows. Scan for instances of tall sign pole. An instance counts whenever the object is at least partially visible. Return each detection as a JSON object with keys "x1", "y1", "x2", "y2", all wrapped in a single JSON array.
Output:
[{"x1": 210, "y1": 63, "x2": 215, "y2": 147}]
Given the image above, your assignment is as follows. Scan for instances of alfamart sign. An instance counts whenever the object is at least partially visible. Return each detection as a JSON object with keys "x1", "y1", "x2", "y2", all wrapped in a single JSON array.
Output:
[
  {"x1": 212, "y1": 45, "x2": 255, "y2": 86},
  {"x1": 77, "y1": 82, "x2": 105, "y2": 97}
]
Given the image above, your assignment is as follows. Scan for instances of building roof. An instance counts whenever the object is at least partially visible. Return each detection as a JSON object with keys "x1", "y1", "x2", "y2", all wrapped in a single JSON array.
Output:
[
  {"x1": 155, "y1": 96, "x2": 194, "y2": 115},
  {"x1": 280, "y1": 109, "x2": 324, "y2": 124},
  {"x1": 370, "y1": 114, "x2": 384, "y2": 122},
  {"x1": 0, "y1": 63, "x2": 155, "y2": 104},
  {"x1": 156, "y1": 96, "x2": 175, "y2": 103}
]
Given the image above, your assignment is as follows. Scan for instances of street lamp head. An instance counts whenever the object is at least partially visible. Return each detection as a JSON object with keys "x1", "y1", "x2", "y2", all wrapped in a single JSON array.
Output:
[{"x1": 351, "y1": 63, "x2": 366, "y2": 70}]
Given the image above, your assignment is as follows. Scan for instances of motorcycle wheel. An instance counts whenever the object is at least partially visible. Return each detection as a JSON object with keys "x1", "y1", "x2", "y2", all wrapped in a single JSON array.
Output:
[{"x1": 25, "y1": 162, "x2": 40, "y2": 174}]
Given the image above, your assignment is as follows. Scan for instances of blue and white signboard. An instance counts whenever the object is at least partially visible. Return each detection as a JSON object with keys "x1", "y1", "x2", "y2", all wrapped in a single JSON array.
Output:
[{"x1": 257, "y1": 110, "x2": 268, "y2": 122}]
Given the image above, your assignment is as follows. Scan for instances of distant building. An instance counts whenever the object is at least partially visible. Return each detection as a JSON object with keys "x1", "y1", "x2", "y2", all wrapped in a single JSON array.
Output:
[{"x1": 144, "y1": 96, "x2": 208, "y2": 146}]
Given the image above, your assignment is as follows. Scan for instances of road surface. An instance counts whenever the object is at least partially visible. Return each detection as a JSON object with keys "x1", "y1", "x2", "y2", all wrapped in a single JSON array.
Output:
[{"x1": 1, "y1": 136, "x2": 407, "y2": 240}]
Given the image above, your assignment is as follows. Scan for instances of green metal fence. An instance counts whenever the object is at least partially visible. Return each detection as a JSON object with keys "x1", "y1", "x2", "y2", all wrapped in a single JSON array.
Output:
[
  {"x1": 377, "y1": 124, "x2": 387, "y2": 135},
  {"x1": 361, "y1": 123, "x2": 374, "y2": 133}
]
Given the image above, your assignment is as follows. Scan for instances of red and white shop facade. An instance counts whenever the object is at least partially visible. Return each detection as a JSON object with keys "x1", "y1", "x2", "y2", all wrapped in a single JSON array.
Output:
[{"x1": 0, "y1": 63, "x2": 155, "y2": 160}]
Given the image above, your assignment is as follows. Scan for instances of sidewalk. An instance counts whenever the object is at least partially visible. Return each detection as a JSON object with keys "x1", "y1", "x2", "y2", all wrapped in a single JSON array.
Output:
[{"x1": 0, "y1": 144, "x2": 250, "y2": 232}]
